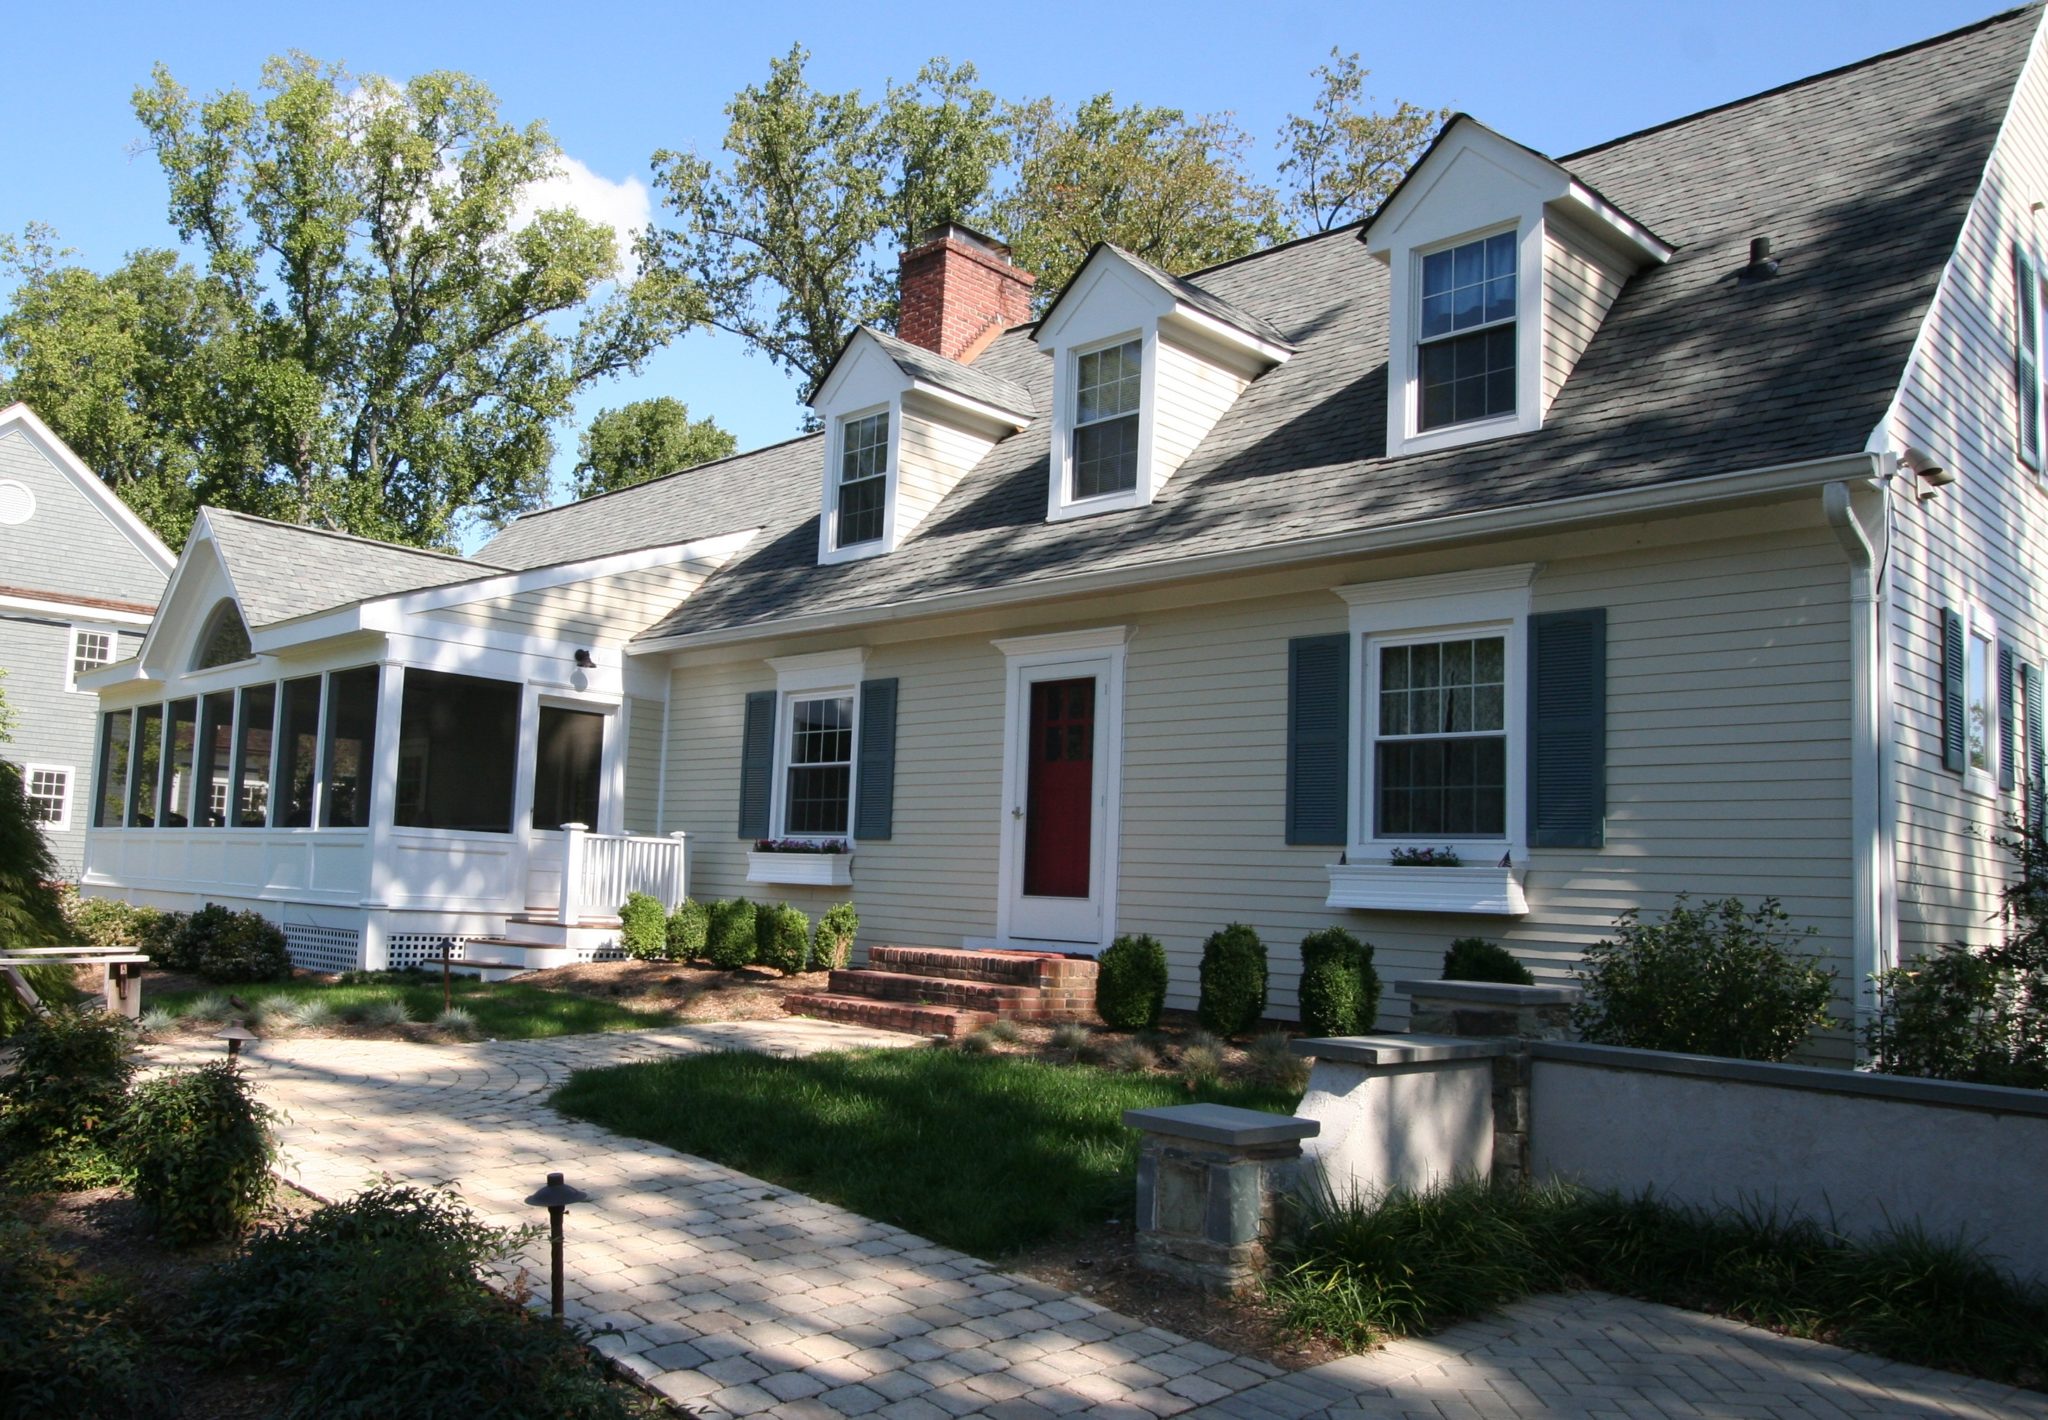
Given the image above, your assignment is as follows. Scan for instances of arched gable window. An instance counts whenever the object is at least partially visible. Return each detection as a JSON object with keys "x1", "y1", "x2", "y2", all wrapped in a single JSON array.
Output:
[{"x1": 193, "y1": 600, "x2": 253, "y2": 670}]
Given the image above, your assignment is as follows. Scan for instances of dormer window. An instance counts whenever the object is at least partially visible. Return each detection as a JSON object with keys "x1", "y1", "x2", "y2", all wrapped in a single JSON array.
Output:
[
  {"x1": 1073, "y1": 338, "x2": 1143, "y2": 500},
  {"x1": 835, "y1": 410, "x2": 890, "y2": 549},
  {"x1": 1418, "y1": 231, "x2": 1517, "y2": 431}
]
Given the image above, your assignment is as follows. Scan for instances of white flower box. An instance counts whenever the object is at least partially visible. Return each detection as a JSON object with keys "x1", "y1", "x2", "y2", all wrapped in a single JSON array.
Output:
[
  {"x1": 746, "y1": 850, "x2": 853, "y2": 888},
  {"x1": 1324, "y1": 862, "x2": 1528, "y2": 915}
]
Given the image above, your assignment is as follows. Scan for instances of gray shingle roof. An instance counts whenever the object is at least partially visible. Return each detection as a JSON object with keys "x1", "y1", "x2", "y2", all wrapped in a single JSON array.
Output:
[
  {"x1": 854, "y1": 326, "x2": 1036, "y2": 419},
  {"x1": 473, "y1": 8, "x2": 2033, "y2": 647},
  {"x1": 204, "y1": 508, "x2": 503, "y2": 628}
]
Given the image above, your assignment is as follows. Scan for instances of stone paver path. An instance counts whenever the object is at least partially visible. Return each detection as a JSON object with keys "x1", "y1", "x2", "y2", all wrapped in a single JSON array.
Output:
[{"x1": 142, "y1": 1026, "x2": 2048, "y2": 1420}]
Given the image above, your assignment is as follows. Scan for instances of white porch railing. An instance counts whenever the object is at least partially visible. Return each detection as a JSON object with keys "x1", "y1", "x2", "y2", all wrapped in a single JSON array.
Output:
[{"x1": 558, "y1": 825, "x2": 688, "y2": 925}]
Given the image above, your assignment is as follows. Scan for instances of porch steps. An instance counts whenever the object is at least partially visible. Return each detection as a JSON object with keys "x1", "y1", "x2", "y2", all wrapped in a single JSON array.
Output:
[{"x1": 783, "y1": 945, "x2": 1098, "y2": 1039}]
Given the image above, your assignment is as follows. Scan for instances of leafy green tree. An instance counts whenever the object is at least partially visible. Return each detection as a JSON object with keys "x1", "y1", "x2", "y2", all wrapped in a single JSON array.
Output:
[
  {"x1": 5, "y1": 55, "x2": 697, "y2": 549},
  {"x1": 645, "y1": 50, "x2": 1009, "y2": 391},
  {"x1": 992, "y1": 94, "x2": 1288, "y2": 307},
  {"x1": 571, "y1": 397, "x2": 736, "y2": 499},
  {"x1": 1278, "y1": 50, "x2": 1446, "y2": 233}
]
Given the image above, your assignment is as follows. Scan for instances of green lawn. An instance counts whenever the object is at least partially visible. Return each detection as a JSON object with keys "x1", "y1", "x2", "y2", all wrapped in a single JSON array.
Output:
[
  {"x1": 151, "y1": 977, "x2": 674, "y2": 1040},
  {"x1": 551, "y1": 1049, "x2": 1300, "y2": 1258}
]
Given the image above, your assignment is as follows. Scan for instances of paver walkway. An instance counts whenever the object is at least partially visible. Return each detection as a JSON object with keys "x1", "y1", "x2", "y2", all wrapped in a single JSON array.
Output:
[{"x1": 141, "y1": 1026, "x2": 2048, "y2": 1420}]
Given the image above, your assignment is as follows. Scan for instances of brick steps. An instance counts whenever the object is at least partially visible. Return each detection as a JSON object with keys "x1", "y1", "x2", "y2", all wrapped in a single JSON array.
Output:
[{"x1": 780, "y1": 944, "x2": 1099, "y2": 1038}]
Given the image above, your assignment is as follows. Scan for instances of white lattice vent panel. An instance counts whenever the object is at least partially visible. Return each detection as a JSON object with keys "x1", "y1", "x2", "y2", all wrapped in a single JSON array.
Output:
[
  {"x1": 386, "y1": 934, "x2": 494, "y2": 971},
  {"x1": 282, "y1": 923, "x2": 361, "y2": 974},
  {"x1": 575, "y1": 942, "x2": 627, "y2": 964}
]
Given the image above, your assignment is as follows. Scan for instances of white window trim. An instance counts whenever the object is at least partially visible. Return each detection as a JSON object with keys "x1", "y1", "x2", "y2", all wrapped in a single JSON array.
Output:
[
  {"x1": 2019, "y1": 241, "x2": 2047, "y2": 478},
  {"x1": 818, "y1": 401, "x2": 900, "y2": 565},
  {"x1": 67, "y1": 624, "x2": 119, "y2": 693},
  {"x1": 1048, "y1": 329, "x2": 1158, "y2": 522},
  {"x1": 22, "y1": 762, "x2": 73, "y2": 833},
  {"x1": 766, "y1": 649, "x2": 867, "y2": 843},
  {"x1": 1961, "y1": 602, "x2": 2003, "y2": 800},
  {"x1": 1386, "y1": 221, "x2": 1546, "y2": 459}
]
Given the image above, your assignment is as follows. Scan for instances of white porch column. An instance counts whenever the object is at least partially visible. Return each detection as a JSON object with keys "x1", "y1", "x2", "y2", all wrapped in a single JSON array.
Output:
[
  {"x1": 357, "y1": 661, "x2": 406, "y2": 970},
  {"x1": 559, "y1": 822, "x2": 588, "y2": 926}
]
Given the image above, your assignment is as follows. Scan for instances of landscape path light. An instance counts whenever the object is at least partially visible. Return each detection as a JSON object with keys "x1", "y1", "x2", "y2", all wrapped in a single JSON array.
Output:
[
  {"x1": 216, "y1": 1022, "x2": 259, "y2": 1059},
  {"x1": 524, "y1": 1170, "x2": 591, "y2": 1318}
]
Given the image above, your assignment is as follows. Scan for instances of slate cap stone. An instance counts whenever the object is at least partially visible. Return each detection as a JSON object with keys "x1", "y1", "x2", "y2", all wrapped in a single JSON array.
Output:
[
  {"x1": 1394, "y1": 979, "x2": 1583, "y2": 1005},
  {"x1": 1290, "y1": 1034, "x2": 1508, "y2": 1065},
  {"x1": 1122, "y1": 1103, "x2": 1320, "y2": 1146}
]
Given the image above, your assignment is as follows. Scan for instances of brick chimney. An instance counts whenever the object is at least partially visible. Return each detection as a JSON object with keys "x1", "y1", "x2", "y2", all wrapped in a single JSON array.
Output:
[{"x1": 897, "y1": 224, "x2": 1035, "y2": 364}]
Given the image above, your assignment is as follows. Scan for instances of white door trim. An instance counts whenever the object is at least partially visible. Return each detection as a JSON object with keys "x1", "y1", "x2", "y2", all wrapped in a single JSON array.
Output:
[{"x1": 994, "y1": 625, "x2": 1130, "y2": 951}]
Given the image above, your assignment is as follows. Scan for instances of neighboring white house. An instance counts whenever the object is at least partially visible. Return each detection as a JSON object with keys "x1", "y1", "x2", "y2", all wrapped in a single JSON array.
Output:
[
  {"x1": 0, "y1": 403, "x2": 173, "y2": 875},
  {"x1": 79, "y1": 7, "x2": 2048, "y2": 1043}
]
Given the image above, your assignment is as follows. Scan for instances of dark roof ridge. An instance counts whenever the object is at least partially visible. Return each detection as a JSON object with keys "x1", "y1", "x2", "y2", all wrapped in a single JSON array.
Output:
[
  {"x1": 202, "y1": 506, "x2": 505, "y2": 568},
  {"x1": 1560, "y1": 3, "x2": 2039, "y2": 162},
  {"x1": 500, "y1": 428, "x2": 825, "y2": 525}
]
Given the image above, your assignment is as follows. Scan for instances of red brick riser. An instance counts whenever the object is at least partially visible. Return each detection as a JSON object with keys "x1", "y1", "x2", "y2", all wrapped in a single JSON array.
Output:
[{"x1": 782, "y1": 946, "x2": 1099, "y2": 1038}]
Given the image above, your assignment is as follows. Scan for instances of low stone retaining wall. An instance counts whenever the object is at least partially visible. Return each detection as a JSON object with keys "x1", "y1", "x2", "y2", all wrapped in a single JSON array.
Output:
[
  {"x1": 1123, "y1": 1104, "x2": 1318, "y2": 1291},
  {"x1": 1530, "y1": 1041, "x2": 2048, "y2": 1287}
]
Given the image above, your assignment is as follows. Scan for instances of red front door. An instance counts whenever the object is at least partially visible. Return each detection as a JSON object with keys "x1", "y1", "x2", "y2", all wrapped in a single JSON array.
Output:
[{"x1": 1024, "y1": 677, "x2": 1095, "y2": 898}]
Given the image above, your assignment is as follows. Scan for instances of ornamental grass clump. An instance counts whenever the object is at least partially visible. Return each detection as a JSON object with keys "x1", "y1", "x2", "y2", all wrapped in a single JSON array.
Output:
[
  {"x1": 1095, "y1": 933, "x2": 1169, "y2": 1031},
  {"x1": 0, "y1": 1008, "x2": 136, "y2": 1191},
  {"x1": 1443, "y1": 936, "x2": 1535, "y2": 985},
  {"x1": 120, "y1": 1062, "x2": 276, "y2": 1245},
  {"x1": 1297, "y1": 927, "x2": 1380, "y2": 1036},
  {"x1": 1197, "y1": 923, "x2": 1269, "y2": 1037},
  {"x1": 1247, "y1": 1030, "x2": 1309, "y2": 1092},
  {"x1": 616, "y1": 891, "x2": 668, "y2": 961},
  {"x1": 435, "y1": 1006, "x2": 479, "y2": 1038},
  {"x1": 703, "y1": 898, "x2": 759, "y2": 970},
  {"x1": 755, "y1": 902, "x2": 813, "y2": 975},
  {"x1": 1571, "y1": 895, "x2": 1834, "y2": 1061},
  {"x1": 811, "y1": 901, "x2": 858, "y2": 971},
  {"x1": 666, "y1": 898, "x2": 709, "y2": 962}
]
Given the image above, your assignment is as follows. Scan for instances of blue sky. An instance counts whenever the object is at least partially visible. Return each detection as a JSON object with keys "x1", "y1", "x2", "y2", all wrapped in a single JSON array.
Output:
[{"x1": 0, "y1": 0, "x2": 2000, "y2": 544}]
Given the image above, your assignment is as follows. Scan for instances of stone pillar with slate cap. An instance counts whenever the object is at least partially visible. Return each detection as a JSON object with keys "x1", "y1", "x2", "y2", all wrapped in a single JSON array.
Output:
[{"x1": 1122, "y1": 1103, "x2": 1319, "y2": 1292}]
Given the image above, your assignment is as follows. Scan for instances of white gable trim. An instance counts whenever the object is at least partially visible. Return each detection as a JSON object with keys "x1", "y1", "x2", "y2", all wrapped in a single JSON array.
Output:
[
  {"x1": 132, "y1": 513, "x2": 245, "y2": 677},
  {"x1": 0, "y1": 402, "x2": 175, "y2": 574}
]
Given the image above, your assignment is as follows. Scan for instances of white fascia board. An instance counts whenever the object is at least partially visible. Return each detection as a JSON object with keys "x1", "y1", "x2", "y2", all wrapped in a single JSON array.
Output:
[
  {"x1": 631, "y1": 451, "x2": 1880, "y2": 654},
  {"x1": 904, "y1": 379, "x2": 1032, "y2": 432},
  {"x1": 0, "y1": 591, "x2": 154, "y2": 627},
  {"x1": 0, "y1": 402, "x2": 176, "y2": 574},
  {"x1": 1559, "y1": 181, "x2": 1674, "y2": 265},
  {"x1": 1161, "y1": 305, "x2": 1293, "y2": 369},
  {"x1": 74, "y1": 657, "x2": 158, "y2": 692}
]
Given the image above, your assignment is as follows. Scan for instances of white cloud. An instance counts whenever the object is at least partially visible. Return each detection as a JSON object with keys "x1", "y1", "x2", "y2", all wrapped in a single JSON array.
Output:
[{"x1": 514, "y1": 155, "x2": 652, "y2": 283}]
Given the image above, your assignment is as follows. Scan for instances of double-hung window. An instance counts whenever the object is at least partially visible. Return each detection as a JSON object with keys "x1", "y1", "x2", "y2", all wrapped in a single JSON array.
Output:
[
  {"x1": 23, "y1": 766, "x2": 71, "y2": 831},
  {"x1": 783, "y1": 694, "x2": 855, "y2": 837},
  {"x1": 1967, "y1": 620, "x2": 1997, "y2": 786},
  {"x1": 1374, "y1": 634, "x2": 1509, "y2": 838},
  {"x1": 835, "y1": 411, "x2": 889, "y2": 549},
  {"x1": 1418, "y1": 230, "x2": 1517, "y2": 431},
  {"x1": 1072, "y1": 339, "x2": 1142, "y2": 500},
  {"x1": 68, "y1": 627, "x2": 113, "y2": 691}
]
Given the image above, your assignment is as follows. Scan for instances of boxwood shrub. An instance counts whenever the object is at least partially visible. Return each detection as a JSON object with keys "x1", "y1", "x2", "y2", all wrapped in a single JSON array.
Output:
[
  {"x1": 703, "y1": 898, "x2": 759, "y2": 970},
  {"x1": 811, "y1": 902, "x2": 858, "y2": 971},
  {"x1": 1443, "y1": 937, "x2": 1535, "y2": 985},
  {"x1": 617, "y1": 891, "x2": 668, "y2": 961},
  {"x1": 1197, "y1": 923, "x2": 1269, "y2": 1037},
  {"x1": 666, "y1": 899, "x2": 709, "y2": 961},
  {"x1": 756, "y1": 903, "x2": 812, "y2": 975},
  {"x1": 1298, "y1": 927, "x2": 1380, "y2": 1036},
  {"x1": 170, "y1": 904, "x2": 292, "y2": 983},
  {"x1": 1096, "y1": 934, "x2": 1169, "y2": 1031}
]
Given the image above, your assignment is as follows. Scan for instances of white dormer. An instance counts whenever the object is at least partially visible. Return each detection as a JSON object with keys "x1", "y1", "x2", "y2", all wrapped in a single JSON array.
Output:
[
  {"x1": 1033, "y1": 246, "x2": 1292, "y2": 522},
  {"x1": 809, "y1": 327, "x2": 1033, "y2": 565},
  {"x1": 1366, "y1": 116, "x2": 1672, "y2": 459}
]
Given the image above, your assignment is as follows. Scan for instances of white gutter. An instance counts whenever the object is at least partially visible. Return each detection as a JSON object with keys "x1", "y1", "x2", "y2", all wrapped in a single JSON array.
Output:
[{"x1": 632, "y1": 450, "x2": 1882, "y2": 655}]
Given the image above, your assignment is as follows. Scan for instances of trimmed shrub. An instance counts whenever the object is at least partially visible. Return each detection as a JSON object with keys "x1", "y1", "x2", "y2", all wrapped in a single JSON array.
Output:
[
  {"x1": 136, "y1": 910, "x2": 190, "y2": 969},
  {"x1": 1443, "y1": 937, "x2": 1535, "y2": 985},
  {"x1": 171, "y1": 904, "x2": 292, "y2": 983},
  {"x1": 1197, "y1": 923, "x2": 1269, "y2": 1037},
  {"x1": 1571, "y1": 895, "x2": 1835, "y2": 1061},
  {"x1": 63, "y1": 893, "x2": 146, "y2": 949},
  {"x1": 1095, "y1": 934, "x2": 1169, "y2": 1031},
  {"x1": 617, "y1": 891, "x2": 668, "y2": 961},
  {"x1": 703, "y1": 898, "x2": 759, "y2": 970},
  {"x1": 0, "y1": 1218, "x2": 162, "y2": 1418},
  {"x1": 667, "y1": 899, "x2": 709, "y2": 961},
  {"x1": 1298, "y1": 927, "x2": 1381, "y2": 1036},
  {"x1": 811, "y1": 901, "x2": 858, "y2": 971},
  {"x1": 121, "y1": 1062, "x2": 276, "y2": 1245},
  {"x1": 756, "y1": 903, "x2": 812, "y2": 976},
  {"x1": 0, "y1": 1009, "x2": 135, "y2": 1189}
]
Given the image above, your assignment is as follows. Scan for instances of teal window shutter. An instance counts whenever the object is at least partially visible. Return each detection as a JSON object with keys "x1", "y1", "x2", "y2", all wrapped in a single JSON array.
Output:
[
  {"x1": 1941, "y1": 609, "x2": 1967, "y2": 775},
  {"x1": 854, "y1": 678, "x2": 899, "y2": 841},
  {"x1": 1528, "y1": 608, "x2": 1607, "y2": 849},
  {"x1": 737, "y1": 690, "x2": 775, "y2": 838},
  {"x1": 2026, "y1": 662, "x2": 2045, "y2": 831},
  {"x1": 2018, "y1": 245, "x2": 2041, "y2": 470},
  {"x1": 1286, "y1": 634, "x2": 1349, "y2": 845},
  {"x1": 2000, "y1": 640, "x2": 2018, "y2": 792}
]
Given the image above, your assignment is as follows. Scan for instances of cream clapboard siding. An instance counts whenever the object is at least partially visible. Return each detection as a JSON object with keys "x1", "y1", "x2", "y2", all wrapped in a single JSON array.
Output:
[
  {"x1": 1151, "y1": 335, "x2": 1250, "y2": 486},
  {"x1": 895, "y1": 408, "x2": 997, "y2": 544},
  {"x1": 1541, "y1": 225, "x2": 1630, "y2": 416},
  {"x1": 662, "y1": 506, "x2": 1852, "y2": 1024},
  {"x1": 426, "y1": 565, "x2": 711, "y2": 642},
  {"x1": 1874, "y1": 17, "x2": 2048, "y2": 964},
  {"x1": 623, "y1": 695, "x2": 664, "y2": 835}
]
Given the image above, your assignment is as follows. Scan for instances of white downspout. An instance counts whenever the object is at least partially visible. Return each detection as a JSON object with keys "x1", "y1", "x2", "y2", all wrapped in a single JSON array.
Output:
[{"x1": 1823, "y1": 478, "x2": 1895, "y2": 1028}]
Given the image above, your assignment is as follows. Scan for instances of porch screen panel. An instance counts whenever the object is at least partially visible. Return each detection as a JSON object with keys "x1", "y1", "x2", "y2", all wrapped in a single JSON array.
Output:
[
  {"x1": 96, "y1": 710, "x2": 133, "y2": 828},
  {"x1": 161, "y1": 698, "x2": 198, "y2": 827},
  {"x1": 322, "y1": 667, "x2": 380, "y2": 828},
  {"x1": 131, "y1": 703, "x2": 163, "y2": 828},
  {"x1": 231, "y1": 684, "x2": 276, "y2": 827},
  {"x1": 533, "y1": 706, "x2": 604, "y2": 832},
  {"x1": 394, "y1": 669, "x2": 521, "y2": 833},
  {"x1": 197, "y1": 690, "x2": 235, "y2": 827},
  {"x1": 276, "y1": 677, "x2": 322, "y2": 827}
]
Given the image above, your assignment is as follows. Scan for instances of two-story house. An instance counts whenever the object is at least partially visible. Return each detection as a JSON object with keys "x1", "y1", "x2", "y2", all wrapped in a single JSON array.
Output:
[
  {"x1": 79, "y1": 7, "x2": 2048, "y2": 1044},
  {"x1": 0, "y1": 403, "x2": 173, "y2": 876}
]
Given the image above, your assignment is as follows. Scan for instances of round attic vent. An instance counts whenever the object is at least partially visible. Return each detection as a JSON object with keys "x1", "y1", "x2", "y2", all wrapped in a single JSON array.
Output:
[{"x1": 0, "y1": 480, "x2": 35, "y2": 526}]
